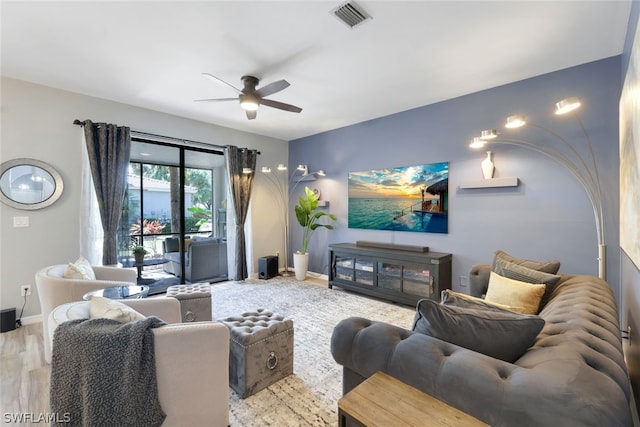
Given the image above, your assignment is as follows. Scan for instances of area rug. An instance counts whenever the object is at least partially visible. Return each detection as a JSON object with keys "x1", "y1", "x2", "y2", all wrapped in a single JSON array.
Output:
[{"x1": 208, "y1": 276, "x2": 416, "y2": 427}]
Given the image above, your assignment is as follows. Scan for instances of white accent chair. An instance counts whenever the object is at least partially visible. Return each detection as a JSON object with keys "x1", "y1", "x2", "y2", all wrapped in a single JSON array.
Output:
[
  {"x1": 35, "y1": 264, "x2": 137, "y2": 363},
  {"x1": 48, "y1": 298, "x2": 230, "y2": 427}
]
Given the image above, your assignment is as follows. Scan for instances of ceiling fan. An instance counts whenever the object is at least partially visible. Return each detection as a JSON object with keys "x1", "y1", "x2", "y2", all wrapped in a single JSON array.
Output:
[{"x1": 195, "y1": 73, "x2": 303, "y2": 120}]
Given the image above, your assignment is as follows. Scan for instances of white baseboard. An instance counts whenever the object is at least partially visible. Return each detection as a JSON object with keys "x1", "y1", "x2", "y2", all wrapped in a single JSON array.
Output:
[{"x1": 19, "y1": 314, "x2": 42, "y2": 326}]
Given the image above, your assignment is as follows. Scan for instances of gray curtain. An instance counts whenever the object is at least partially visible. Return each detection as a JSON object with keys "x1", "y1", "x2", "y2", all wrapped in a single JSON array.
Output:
[
  {"x1": 82, "y1": 120, "x2": 131, "y2": 265},
  {"x1": 225, "y1": 145, "x2": 258, "y2": 280}
]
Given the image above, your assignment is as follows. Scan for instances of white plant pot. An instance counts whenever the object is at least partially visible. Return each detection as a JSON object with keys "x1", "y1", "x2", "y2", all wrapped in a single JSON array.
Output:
[{"x1": 293, "y1": 252, "x2": 309, "y2": 281}]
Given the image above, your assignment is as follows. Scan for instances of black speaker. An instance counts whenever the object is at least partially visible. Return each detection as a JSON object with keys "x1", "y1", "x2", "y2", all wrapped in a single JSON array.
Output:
[
  {"x1": 0, "y1": 308, "x2": 16, "y2": 333},
  {"x1": 259, "y1": 256, "x2": 279, "y2": 280}
]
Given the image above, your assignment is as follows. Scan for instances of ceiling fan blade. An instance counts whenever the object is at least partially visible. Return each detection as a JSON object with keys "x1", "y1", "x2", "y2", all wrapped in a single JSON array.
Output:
[
  {"x1": 201, "y1": 73, "x2": 242, "y2": 95},
  {"x1": 261, "y1": 98, "x2": 302, "y2": 113},
  {"x1": 255, "y1": 79, "x2": 290, "y2": 98},
  {"x1": 246, "y1": 110, "x2": 257, "y2": 120},
  {"x1": 193, "y1": 98, "x2": 238, "y2": 102}
]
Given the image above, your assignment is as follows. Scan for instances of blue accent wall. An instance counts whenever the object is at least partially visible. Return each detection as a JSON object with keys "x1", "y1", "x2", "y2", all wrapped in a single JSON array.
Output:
[{"x1": 290, "y1": 57, "x2": 621, "y2": 300}]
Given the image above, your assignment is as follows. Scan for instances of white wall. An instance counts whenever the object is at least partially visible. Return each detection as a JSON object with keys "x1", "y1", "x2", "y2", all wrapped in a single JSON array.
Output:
[{"x1": 0, "y1": 77, "x2": 288, "y2": 320}]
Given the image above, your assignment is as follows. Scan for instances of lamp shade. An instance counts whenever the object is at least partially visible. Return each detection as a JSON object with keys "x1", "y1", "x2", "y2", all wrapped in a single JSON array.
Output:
[
  {"x1": 480, "y1": 129, "x2": 498, "y2": 140},
  {"x1": 505, "y1": 115, "x2": 526, "y2": 129},
  {"x1": 469, "y1": 137, "x2": 486, "y2": 149},
  {"x1": 555, "y1": 97, "x2": 581, "y2": 115}
]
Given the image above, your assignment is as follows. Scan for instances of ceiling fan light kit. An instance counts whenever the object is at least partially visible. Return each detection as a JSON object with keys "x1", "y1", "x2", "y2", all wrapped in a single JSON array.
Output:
[{"x1": 197, "y1": 73, "x2": 302, "y2": 120}]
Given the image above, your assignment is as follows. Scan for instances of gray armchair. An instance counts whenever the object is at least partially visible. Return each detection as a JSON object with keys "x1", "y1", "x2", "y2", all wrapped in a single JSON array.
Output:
[{"x1": 163, "y1": 237, "x2": 228, "y2": 283}]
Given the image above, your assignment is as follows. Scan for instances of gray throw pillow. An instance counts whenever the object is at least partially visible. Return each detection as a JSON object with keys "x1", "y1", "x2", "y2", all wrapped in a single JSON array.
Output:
[
  {"x1": 412, "y1": 299, "x2": 545, "y2": 363},
  {"x1": 440, "y1": 289, "x2": 524, "y2": 313},
  {"x1": 493, "y1": 250, "x2": 561, "y2": 275},
  {"x1": 493, "y1": 257, "x2": 561, "y2": 308}
]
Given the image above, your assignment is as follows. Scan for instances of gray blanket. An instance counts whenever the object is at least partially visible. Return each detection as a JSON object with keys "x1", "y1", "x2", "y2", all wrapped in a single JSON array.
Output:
[{"x1": 50, "y1": 317, "x2": 166, "y2": 427}]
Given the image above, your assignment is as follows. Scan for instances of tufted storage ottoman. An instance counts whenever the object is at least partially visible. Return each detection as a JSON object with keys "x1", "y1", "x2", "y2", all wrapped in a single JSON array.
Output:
[
  {"x1": 220, "y1": 308, "x2": 294, "y2": 398},
  {"x1": 165, "y1": 284, "x2": 212, "y2": 322}
]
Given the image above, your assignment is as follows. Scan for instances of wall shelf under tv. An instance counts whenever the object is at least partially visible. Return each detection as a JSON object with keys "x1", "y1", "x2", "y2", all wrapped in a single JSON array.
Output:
[{"x1": 459, "y1": 177, "x2": 519, "y2": 189}]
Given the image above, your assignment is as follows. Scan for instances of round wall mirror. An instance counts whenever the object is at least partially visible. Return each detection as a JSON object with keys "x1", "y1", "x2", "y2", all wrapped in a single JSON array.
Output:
[{"x1": 0, "y1": 158, "x2": 64, "y2": 210}]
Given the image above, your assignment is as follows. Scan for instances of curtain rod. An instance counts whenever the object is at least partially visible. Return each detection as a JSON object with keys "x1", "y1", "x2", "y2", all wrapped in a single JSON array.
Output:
[{"x1": 73, "y1": 120, "x2": 260, "y2": 155}]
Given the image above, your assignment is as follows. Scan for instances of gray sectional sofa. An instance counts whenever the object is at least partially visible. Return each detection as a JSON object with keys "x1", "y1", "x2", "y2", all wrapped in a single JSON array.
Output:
[
  {"x1": 331, "y1": 266, "x2": 632, "y2": 426},
  {"x1": 163, "y1": 236, "x2": 228, "y2": 283}
]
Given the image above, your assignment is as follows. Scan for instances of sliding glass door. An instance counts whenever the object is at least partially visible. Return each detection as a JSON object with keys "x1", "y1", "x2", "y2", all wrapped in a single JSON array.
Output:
[{"x1": 119, "y1": 139, "x2": 227, "y2": 283}]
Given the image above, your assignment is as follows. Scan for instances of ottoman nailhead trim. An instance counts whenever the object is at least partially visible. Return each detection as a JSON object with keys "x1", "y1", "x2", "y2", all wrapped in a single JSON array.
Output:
[{"x1": 229, "y1": 328, "x2": 294, "y2": 349}]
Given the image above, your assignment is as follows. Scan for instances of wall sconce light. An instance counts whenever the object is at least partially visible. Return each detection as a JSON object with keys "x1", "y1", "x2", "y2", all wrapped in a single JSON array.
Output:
[{"x1": 469, "y1": 96, "x2": 605, "y2": 279}]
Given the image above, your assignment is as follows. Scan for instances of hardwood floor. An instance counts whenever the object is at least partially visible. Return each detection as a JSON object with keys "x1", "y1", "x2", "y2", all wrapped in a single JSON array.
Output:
[{"x1": 0, "y1": 322, "x2": 51, "y2": 426}]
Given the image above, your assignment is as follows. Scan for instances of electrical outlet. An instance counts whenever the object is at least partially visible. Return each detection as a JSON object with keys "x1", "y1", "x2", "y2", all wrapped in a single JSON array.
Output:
[
  {"x1": 460, "y1": 276, "x2": 469, "y2": 287},
  {"x1": 276, "y1": 251, "x2": 280, "y2": 258},
  {"x1": 21, "y1": 285, "x2": 31, "y2": 297}
]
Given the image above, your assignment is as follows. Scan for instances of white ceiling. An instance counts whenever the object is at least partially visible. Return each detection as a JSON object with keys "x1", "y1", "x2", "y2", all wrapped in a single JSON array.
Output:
[{"x1": 1, "y1": 1, "x2": 632, "y2": 141}]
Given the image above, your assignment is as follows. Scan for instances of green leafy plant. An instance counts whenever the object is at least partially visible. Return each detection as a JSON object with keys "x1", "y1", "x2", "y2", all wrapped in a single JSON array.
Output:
[
  {"x1": 294, "y1": 187, "x2": 337, "y2": 254},
  {"x1": 131, "y1": 246, "x2": 148, "y2": 255}
]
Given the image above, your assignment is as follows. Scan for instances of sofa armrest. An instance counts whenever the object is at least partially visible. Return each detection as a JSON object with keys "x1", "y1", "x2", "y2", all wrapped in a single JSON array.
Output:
[
  {"x1": 123, "y1": 297, "x2": 182, "y2": 324},
  {"x1": 469, "y1": 263, "x2": 491, "y2": 297},
  {"x1": 163, "y1": 238, "x2": 180, "y2": 254},
  {"x1": 153, "y1": 322, "x2": 230, "y2": 427},
  {"x1": 93, "y1": 265, "x2": 137, "y2": 283}
]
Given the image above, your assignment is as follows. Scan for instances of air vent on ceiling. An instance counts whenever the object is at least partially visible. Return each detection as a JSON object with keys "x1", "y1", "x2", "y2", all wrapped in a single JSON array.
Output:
[{"x1": 331, "y1": 1, "x2": 371, "y2": 29}]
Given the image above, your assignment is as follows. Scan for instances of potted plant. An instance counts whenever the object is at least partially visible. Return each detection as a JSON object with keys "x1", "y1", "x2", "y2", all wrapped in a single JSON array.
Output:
[
  {"x1": 132, "y1": 246, "x2": 148, "y2": 264},
  {"x1": 293, "y1": 186, "x2": 337, "y2": 280}
]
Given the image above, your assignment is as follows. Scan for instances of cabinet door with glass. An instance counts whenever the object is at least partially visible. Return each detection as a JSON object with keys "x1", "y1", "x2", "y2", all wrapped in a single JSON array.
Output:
[
  {"x1": 377, "y1": 260, "x2": 435, "y2": 300},
  {"x1": 333, "y1": 254, "x2": 374, "y2": 287}
]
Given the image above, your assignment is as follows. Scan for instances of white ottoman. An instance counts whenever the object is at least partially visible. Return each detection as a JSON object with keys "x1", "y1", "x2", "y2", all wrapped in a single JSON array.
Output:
[
  {"x1": 220, "y1": 309, "x2": 294, "y2": 398},
  {"x1": 166, "y1": 284, "x2": 212, "y2": 322}
]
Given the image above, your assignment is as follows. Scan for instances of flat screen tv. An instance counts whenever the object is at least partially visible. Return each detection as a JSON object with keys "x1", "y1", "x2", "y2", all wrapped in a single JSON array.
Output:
[{"x1": 348, "y1": 162, "x2": 448, "y2": 234}]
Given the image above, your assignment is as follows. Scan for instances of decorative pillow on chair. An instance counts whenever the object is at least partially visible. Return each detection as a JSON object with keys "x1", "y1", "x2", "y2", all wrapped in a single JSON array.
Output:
[
  {"x1": 63, "y1": 256, "x2": 96, "y2": 280},
  {"x1": 412, "y1": 298, "x2": 545, "y2": 362},
  {"x1": 88, "y1": 296, "x2": 145, "y2": 323},
  {"x1": 485, "y1": 272, "x2": 546, "y2": 314},
  {"x1": 493, "y1": 250, "x2": 561, "y2": 275},
  {"x1": 441, "y1": 289, "x2": 525, "y2": 313}
]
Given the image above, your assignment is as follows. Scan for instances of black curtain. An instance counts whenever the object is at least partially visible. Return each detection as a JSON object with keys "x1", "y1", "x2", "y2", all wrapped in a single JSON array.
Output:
[
  {"x1": 225, "y1": 145, "x2": 258, "y2": 280},
  {"x1": 82, "y1": 120, "x2": 131, "y2": 265}
]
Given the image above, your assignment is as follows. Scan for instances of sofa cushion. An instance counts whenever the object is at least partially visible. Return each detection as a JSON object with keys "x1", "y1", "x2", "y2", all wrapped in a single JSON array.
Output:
[
  {"x1": 63, "y1": 256, "x2": 96, "y2": 280},
  {"x1": 492, "y1": 249, "x2": 561, "y2": 275},
  {"x1": 485, "y1": 272, "x2": 546, "y2": 314},
  {"x1": 441, "y1": 289, "x2": 525, "y2": 313},
  {"x1": 412, "y1": 298, "x2": 545, "y2": 362},
  {"x1": 88, "y1": 295, "x2": 145, "y2": 323}
]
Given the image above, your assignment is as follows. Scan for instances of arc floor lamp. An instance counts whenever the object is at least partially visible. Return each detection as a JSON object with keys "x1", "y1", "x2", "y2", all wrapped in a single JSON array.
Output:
[
  {"x1": 469, "y1": 97, "x2": 606, "y2": 280},
  {"x1": 260, "y1": 164, "x2": 326, "y2": 276}
]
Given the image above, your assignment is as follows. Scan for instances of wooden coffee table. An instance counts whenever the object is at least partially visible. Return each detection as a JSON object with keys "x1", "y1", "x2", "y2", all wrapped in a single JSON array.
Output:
[{"x1": 338, "y1": 371, "x2": 488, "y2": 427}]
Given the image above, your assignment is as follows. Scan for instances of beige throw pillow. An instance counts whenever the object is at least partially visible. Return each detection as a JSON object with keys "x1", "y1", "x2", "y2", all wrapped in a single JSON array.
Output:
[
  {"x1": 88, "y1": 295, "x2": 145, "y2": 323},
  {"x1": 485, "y1": 272, "x2": 546, "y2": 314},
  {"x1": 63, "y1": 256, "x2": 96, "y2": 280}
]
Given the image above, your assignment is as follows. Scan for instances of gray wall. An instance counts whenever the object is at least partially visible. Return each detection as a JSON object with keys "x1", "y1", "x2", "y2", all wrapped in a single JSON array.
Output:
[
  {"x1": 0, "y1": 77, "x2": 288, "y2": 320},
  {"x1": 289, "y1": 57, "x2": 621, "y2": 301}
]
